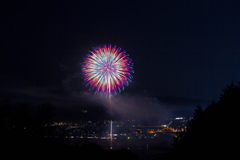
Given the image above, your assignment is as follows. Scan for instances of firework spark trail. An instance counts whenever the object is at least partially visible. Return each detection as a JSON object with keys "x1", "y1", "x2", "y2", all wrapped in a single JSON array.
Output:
[
  {"x1": 109, "y1": 96, "x2": 112, "y2": 149},
  {"x1": 82, "y1": 44, "x2": 133, "y2": 149}
]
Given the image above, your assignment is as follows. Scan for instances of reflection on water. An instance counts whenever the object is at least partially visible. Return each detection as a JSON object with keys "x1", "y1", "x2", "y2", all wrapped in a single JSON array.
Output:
[{"x1": 68, "y1": 132, "x2": 175, "y2": 156}]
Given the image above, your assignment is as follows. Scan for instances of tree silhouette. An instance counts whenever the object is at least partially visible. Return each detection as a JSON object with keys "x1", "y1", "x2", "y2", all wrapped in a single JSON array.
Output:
[
  {"x1": 0, "y1": 99, "x2": 11, "y2": 135},
  {"x1": 1, "y1": 100, "x2": 58, "y2": 152},
  {"x1": 33, "y1": 102, "x2": 56, "y2": 139},
  {"x1": 161, "y1": 81, "x2": 240, "y2": 159}
]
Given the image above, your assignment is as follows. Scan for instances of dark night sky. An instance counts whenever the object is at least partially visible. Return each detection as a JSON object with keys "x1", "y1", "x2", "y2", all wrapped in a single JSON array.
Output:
[{"x1": 1, "y1": 1, "x2": 240, "y2": 119}]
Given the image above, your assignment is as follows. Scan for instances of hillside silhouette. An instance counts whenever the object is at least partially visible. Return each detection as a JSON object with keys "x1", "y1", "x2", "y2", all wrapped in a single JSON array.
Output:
[
  {"x1": 159, "y1": 81, "x2": 239, "y2": 159},
  {"x1": 1, "y1": 100, "x2": 140, "y2": 159}
]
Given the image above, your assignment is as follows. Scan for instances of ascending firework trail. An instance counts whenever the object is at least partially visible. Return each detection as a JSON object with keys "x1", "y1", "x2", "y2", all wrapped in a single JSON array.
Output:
[{"x1": 82, "y1": 44, "x2": 134, "y2": 149}]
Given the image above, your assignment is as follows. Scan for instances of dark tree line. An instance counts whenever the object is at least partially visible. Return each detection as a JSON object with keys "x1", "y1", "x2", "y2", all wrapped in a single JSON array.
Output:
[
  {"x1": 1, "y1": 100, "x2": 140, "y2": 159},
  {"x1": 1, "y1": 101, "x2": 57, "y2": 147},
  {"x1": 160, "y1": 81, "x2": 240, "y2": 159}
]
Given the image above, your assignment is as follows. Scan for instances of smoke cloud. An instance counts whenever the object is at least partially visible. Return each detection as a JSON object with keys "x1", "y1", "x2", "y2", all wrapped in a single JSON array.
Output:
[{"x1": 77, "y1": 90, "x2": 207, "y2": 123}]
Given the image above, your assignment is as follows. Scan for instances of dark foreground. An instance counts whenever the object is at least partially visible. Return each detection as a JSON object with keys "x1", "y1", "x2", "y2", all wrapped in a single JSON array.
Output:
[
  {"x1": 3, "y1": 138, "x2": 138, "y2": 160},
  {"x1": 3, "y1": 135, "x2": 175, "y2": 160}
]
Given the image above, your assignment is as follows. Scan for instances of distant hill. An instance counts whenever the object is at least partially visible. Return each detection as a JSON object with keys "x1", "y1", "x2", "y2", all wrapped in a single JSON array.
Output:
[{"x1": 155, "y1": 96, "x2": 210, "y2": 106}]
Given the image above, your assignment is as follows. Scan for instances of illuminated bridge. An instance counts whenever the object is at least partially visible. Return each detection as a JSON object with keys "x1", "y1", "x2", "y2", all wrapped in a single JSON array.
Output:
[
  {"x1": 160, "y1": 128, "x2": 176, "y2": 132},
  {"x1": 136, "y1": 126, "x2": 177, "y2": 133}
]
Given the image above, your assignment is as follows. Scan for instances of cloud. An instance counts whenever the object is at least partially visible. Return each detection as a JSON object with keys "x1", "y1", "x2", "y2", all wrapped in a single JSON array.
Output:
[
  {"x1": 77, "y1": 91, "x2": 175, "y2": 121},
  {"x1": 59, "y1": 64, "x2": 71, "y2": 71},
  {"x1": 0, "y1": 87, "x2": 80, "y2": 107},
  {"x1": 76, "y1": 90, "x2": 211, "y2": 122},
  {"x1": 0, "y1": 79, "x2": 210, "y2": 122}
]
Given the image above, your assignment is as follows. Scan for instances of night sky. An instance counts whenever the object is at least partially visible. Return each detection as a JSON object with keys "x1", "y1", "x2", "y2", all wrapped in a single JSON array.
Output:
[{"x1": 1, "y1": 1, "x2": 240, "y2": 120}]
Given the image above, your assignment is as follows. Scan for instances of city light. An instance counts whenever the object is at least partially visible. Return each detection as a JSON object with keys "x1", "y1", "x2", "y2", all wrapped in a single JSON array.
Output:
[{"x1": 45, "y1": 117, "x2": 185, "y2": 141}]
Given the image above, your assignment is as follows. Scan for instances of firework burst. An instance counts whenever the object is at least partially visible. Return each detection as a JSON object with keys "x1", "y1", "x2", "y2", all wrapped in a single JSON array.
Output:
[{"x1": 82, "y1": 45, "x2": 134, "y2": 96}]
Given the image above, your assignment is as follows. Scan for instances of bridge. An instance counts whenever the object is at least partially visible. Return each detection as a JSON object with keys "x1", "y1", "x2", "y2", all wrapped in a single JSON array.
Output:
[
  {"x1": 160, "y1": 127, "x2": 176, "y2": 132},
  {"x1": 137, "y1": 126, "x2": 177, "y2": 133}
]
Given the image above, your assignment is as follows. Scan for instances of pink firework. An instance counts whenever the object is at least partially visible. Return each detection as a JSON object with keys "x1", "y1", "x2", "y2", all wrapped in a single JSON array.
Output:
[{"x1": 82, "y1": 44, "x2": 134, "y2": 96}]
